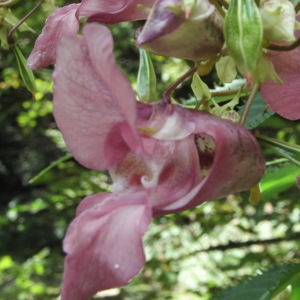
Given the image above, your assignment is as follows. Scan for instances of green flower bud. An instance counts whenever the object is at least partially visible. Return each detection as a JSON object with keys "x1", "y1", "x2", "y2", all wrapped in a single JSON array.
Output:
[
  {"x1": 224, "y1": 0, "x2": 263, "y2": 85},
  {"x1": 259, "y1": 0, "x2": 297, "y2": 43}
]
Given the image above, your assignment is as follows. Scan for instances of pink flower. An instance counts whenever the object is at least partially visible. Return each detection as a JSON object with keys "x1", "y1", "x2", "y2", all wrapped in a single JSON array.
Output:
[
  {"x1": 53, "y1": 24, "x2": 265, "y2": 299},
  {"x1": 77, "y1": 0, "x2": 155, "y2": 24},
  {"x1": 27, "y1": 0, "x2": 155, "y2": 69},
  {"x1": 260, "y1": 17, "x2": 300, "y2": 120}
]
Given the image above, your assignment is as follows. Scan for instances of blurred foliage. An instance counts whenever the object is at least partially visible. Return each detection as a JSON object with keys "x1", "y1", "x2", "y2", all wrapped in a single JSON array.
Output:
[{"x1": 0, "y1": 1, "x2": 299, "y2": 300}]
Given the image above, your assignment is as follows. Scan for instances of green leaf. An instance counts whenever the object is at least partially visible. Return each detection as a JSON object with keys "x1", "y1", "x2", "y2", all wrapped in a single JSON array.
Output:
[
  {"x1": 29, "y1": 153, "x2": 73, "y2": 184},
  {"x1": 191, "y1": 73, "x2": 211, "y2": 101},
  {"x1": 213, "y1": 263, "x2": 300, "y2": 300},
  {"x1": 238, "y1": 92, "x2": 274, "y2": 129},
  {"x1": 290, "y1": 279, "x2": 300, "y2": 300},
  {"x1": 3, "y1": 7, "x2": 35, "y2": 33},
  {"x1": 12, "y1": 45, "x2": 36, "y2": 93},
  {"x1": 137, "y1": 49, "x2": 157, "y2": 103},
  {"x1": 258, "y1": 134, "x2": 300, "y2": 167},
  {"x1": 215, "y1": 55, "x2": 237, "y2": 83},
  {"x1": 260, "y1": 164, "x2": 299, "y2": 201}
]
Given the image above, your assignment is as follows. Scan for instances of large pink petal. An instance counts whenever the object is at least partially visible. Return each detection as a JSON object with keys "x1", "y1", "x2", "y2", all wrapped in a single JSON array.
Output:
[
  {"x1": 261, "y1": 22, "x2": 300, "y2": 120},
  {"x1": 27, "y1": 4, "x2": 79, "y2": 69},
  {"x1": 61, "y1": 191, "x2": 151, "y2": 300},
  {"x1": 53, "y1": 24, "x2": 140, "y2": 170},
  {"x1": 147, "y1": 105, "x2": 265, "y2": 215},
  {"x1": 77, "y1": 0, "x2": 155, "y2": 24}
]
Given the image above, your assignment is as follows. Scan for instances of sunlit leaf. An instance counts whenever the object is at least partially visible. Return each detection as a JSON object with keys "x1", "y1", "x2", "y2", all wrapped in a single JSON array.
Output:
[
  {"x1": 213, "y1": 263, "x2": 300, "y2": 300},
  {"x1": 191, "y1": 73, "x2": 211, "y2": 101},
  {"x1": 290, "y1": 278, "x2": 300, "y2": 300},
  {"x1": 260, "y1": 164, "x2": 299, "y2": 201}
]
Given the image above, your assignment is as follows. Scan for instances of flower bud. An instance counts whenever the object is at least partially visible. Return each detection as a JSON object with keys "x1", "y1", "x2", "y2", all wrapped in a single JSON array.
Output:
[
  {"x1": 224, "y1": 0, "x2": 263, "y2": 85},
  {"x1": 136, "y1": 0, "x2": 224, "y2": 61},
  {"x1": 259, "y1": 0, "x2": 298, "y2": 43}
]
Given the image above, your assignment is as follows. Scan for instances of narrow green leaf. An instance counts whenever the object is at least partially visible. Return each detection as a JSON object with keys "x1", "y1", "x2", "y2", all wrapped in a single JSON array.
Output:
[
  {"x1": 213, "y1": 263, "x2": 300, "y2": 300},
  {"x1": 12, "y1": 45, "x2": 36, "y2": 93},
  {"x1": 29, "y1": 153, "x2": 73, "y2": 184},
  {"x1": 137, "y1": 49, "x2": 157, "y2": 103},
  {"x1": 260, "y1": 164, "x2": 299, "y2": 201},
  {"x1": 258, "y1": 135, "x2": 300, "y2": 168}
]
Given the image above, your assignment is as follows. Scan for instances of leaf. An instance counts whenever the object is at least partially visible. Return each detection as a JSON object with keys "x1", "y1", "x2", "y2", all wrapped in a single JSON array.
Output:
[
  {"x1": 260, "y1": 164, "x2": 299, "y2": 201},
  {"x1": 215, "y1": 55, "x2": 237, "y2": 83},
  {"x1": 238, "y1": 92, "x2": 274, "y2": 129},
  {"x1": 257, "y1": 134, "x2": 300, "y2": 168},
  {"x1": 191, "y1": 73, "x2": 211, "y2": 101},
  {"x1": 29, "y1": 153, "x2": 73, "y2": 184},
  {"x1": 290, "y1": 279, "x2": 300, "y2": 300},
  {"x1": 4, "y1": 8, "x2": 35, "y2": 33},
  {"x1": 12, "y1": 45, "x2": 36, "y2": 93},
  {"x1": 137, "y1": 49, "x2": 157, "y2": 103},
  {"x1": 213, "y1": 263, "x2": 300, "y2": 300}
]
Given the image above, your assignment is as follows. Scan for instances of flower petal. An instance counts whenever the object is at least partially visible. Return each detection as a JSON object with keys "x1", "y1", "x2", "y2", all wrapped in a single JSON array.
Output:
[
  {"x1": 61, "y1": 191, "x2": 151, "y2": 300},
  {"x1": 260, "y1": 46, "x2": 300, "y2": 120},
  {"x1": 260, "y1": 20, "x2": 300, "y2": 120},
  {"x1": 53, "y1": 24, "x2": 140, "y2": 170},
  {"x1": 77, "y1": 0, "x2": 155, "y2": 24},
  {"x1": 27, "y1": 4, "x2": 79, "y2": 69}
]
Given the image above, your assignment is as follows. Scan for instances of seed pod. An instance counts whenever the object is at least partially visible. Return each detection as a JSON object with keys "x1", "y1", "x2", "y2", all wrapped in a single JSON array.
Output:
[{"x1": 224, "y1": 0, "x2": 263, "y2": 84}]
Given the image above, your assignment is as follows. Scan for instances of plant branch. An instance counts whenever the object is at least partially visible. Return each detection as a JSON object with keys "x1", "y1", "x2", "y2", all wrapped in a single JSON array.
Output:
[
  {"x1": 267, "y1": 38, "x2": 300, "y2": 52},
  {"x1": 239, "y1": 82, "x2": 259, "y2": 126},
  {"x1": 151, "y1": 232, "x2": 300, "y2": 265},
  {"x1": 162, "y1": 65, "x2": 197, "y2": 103},
  {"x1": 7, "y1": 0, "x2": 44, "y2": 45}
]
